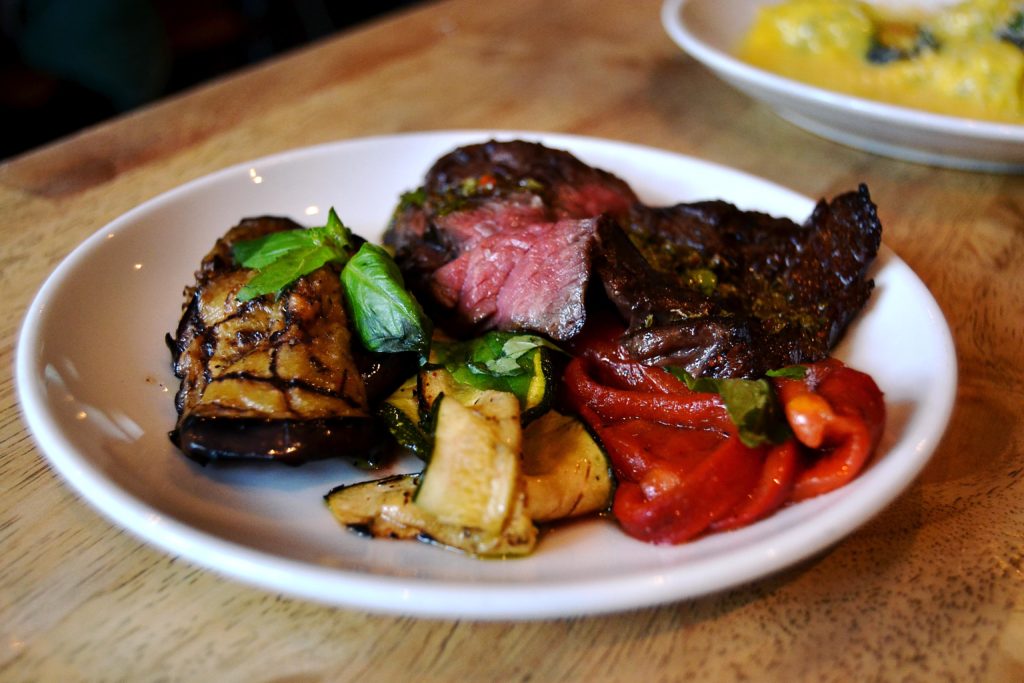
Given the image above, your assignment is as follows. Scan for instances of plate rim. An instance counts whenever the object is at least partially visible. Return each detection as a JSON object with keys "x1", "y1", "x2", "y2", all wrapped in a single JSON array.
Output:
[{"x1": 15, "y1": 130, "x2": 958, "y2": 619}]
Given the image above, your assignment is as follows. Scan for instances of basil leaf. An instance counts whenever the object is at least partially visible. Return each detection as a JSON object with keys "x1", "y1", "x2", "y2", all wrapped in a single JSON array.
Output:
[
  {"x1": 765, "y1": 365, "x2": 807, "y2": 379},
  {"x1": 668, "y1": 368, "x2": 719, "y2": 394},
  {"x1": 320, "y1": 207, "x2": 354, "y2": 253},
  {"x1": 716, "y1": 378, "x2": 791, "y2": 448},
  {"x1": 999, "y1": 10, "x2": 1024, "y2": 50},
  {"x1": 487, "y1": 335, "x2": 560, "y2": 375},
  {"x1": 433, "y1": 332, "x2": 558, "y2": 373},
  {"x1": 340, "y1": 243, "x2": 431, "y2": 354},
  {"x1": 667, "y1": 367, "x2": 792, "y2": 447},
  {"x1": 232, "y1": 208, "x2": 356, "y2": 302},
  {"x1": 236, "y1": 244, "x2": 340, "y2": 301},
  {"x1": 397, "y1": 187, "x2": 427, "y2": 211},
  {"x1": 432, "y1": 332, "x2": 560, "y2": 402},
  {"x1": 233, "y1": 230, "x2": 320, "y2": 269}
]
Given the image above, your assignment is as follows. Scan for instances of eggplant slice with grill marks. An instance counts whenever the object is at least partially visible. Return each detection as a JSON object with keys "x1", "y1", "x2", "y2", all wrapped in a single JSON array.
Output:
[{"x1": 168, "y1": 216, "x2": 404, "y2": 466}]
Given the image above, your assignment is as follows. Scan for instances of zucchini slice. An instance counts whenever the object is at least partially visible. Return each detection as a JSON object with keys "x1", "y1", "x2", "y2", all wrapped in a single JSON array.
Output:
[
  {"x1": 325, "y1": 474, "x2": 536, "y2": 557},
  {"x1": 418, "y1": 366, "x2": 483, "y2": 414},
  {"x1": 521, "y1": 347, "x2": 554, "y2": 422},
  {"x1": 418, "y1": 345, "x2": 555, "y2": 425},
  {"x1": 414, "y1": 392, "x2": 523, "y2": 534},
  {"x1": 326, "y1": 362, "x2": 613, "y2": 558},
  {"x1": 377, "y1": 374, "x2": 430, "y2": 456},
  {"x1": 522, "y1": 411, "x2": 615, "y2": 523},
  {"x1": 324, "y1": 474, "x2": 422, "y2": 540}
]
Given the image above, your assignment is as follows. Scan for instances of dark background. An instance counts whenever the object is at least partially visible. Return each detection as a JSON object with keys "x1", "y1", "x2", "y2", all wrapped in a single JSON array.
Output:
[{"x1": 0, "y1": 0, "x2": 421, "y2": 160}]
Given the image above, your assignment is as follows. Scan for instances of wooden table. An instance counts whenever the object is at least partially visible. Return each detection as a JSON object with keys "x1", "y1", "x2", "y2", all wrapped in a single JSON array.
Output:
[{"x1": 2, "y1": 1, "x2": 1022, "y2": 679}]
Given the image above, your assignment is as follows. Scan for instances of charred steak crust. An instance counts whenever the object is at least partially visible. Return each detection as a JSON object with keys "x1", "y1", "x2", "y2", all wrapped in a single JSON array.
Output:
[
  {"x1": 422, "y1": 139, "x2": 639, "y2": 219},
  {"x1": 612, "y1": 184, "x2": 882, "y2": 377},
  {"x1": 168, "y1": 216, "x2": 392, "y2": 465}
]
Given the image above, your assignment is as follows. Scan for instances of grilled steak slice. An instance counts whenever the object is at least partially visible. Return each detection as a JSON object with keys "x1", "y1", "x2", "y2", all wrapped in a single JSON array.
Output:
[
  {"x1": 601, "y1": 185, "x2": 883, "y2": 378},
  {"x1": 422, "y1": 139, "x2": 638, "y2": 222},
  {"x1": 384, "y1": 140, "x2": 638, "y2": 338},
  {"x1": 429, "y1": 216, "x2": 604, "y2": 340},
  {"x1": 168, "y1": 216, "x2": 392, "y2": 465}
]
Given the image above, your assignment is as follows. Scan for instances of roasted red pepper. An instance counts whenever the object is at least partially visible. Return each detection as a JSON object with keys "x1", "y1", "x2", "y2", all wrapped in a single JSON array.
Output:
[
  {"x1": 773, "y1": 359, "x2": 886, "y2": 501},
  {"x1": 608, "y1": 426, "x2": 763, "y2": 544},
  {"x1": 563, "y1": 321, "x2": 886, "y2": 544},
  {"x1": 710, "y1": 440, "x2": 799, "y2": 531},
  {"x1": 562, "y1": 357, "x2": 731, "y2": 432}
]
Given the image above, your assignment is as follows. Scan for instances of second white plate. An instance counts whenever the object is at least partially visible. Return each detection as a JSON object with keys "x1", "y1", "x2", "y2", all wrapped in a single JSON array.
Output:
[
  {"x1": 17, "y1": 131, "x2": 957, "y2": 619},
  {"x1": 662, "y1": 0, "x2": 1024, "y2": 172}
]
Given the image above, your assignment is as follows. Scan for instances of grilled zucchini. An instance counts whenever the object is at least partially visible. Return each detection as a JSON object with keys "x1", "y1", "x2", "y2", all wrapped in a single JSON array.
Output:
[
  {"x1": 376, "y1": 374, "x2": 431, "y2": 457},
  {"x1": 324, "y1": 474, "x2": 537, "y2": 557},
  {"x1": 522, "y1": 411, "x2": 614, "y2": 522}
]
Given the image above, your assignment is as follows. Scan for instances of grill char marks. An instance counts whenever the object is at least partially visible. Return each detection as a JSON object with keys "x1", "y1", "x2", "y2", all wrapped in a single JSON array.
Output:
[{"x1": 168, "y1": 216, "x2": 389, "y2": 465}]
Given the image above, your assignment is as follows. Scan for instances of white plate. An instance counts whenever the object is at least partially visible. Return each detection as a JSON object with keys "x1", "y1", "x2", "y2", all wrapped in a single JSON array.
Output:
[
  {"x1": 662, "y1": 0, "x2": 1024, "y2": 172},
  {"x1": 17, "y1": 131, "x2": 956, "y2": 620}
]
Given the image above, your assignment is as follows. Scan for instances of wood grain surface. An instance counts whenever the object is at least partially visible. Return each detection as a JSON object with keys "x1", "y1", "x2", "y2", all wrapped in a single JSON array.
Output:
[{"x1": 2, "y1": 1, "x2": 1022, "y2": 680}]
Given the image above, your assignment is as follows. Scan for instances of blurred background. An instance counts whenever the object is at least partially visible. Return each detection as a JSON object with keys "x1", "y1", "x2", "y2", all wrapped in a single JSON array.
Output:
[{"x1": 0, "y1": 0, "x2": 422, "y2": 160}]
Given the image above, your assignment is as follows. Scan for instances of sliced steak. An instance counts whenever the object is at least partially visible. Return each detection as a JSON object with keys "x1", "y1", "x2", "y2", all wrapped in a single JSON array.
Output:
[
  {"x1": 383, "y1": 140, "x2": 639, "y2": 339},
  {"x1": 430, "y1": 217, "x2": 604, "y2": 340},
  {"x1": 421, "y1": 139, "x2": 638, "y2": 220},
  {"x1": 385, "y1": 140, "x2": 881, "y2": 378}
]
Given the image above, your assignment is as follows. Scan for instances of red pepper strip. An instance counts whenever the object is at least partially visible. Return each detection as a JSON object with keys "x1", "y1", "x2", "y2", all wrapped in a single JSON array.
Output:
[
  {"x1": 597, "y1": 419, "x2": 727, "y2": 482},
  {"x1": 583, "y1": 348, "x2": 684, "y2": 394},
  {"x1": 562, "y1": 357, "x2": 730, "y2": 431},
  {"x1": 576, "y1": 340, "x2": 691, "y2": 395},
  {"x1": 710, "y1": 440, "x2": 799, "y2": 531},
  {"x1": 570, "y1": 317, "x2": 691, "y2": 395},
  {"x1": 775, "y1": 362, "x2": 886, "y2": 502},
  {"x1": 605, "y1": 426, "x2": 764, "y2": 544}
]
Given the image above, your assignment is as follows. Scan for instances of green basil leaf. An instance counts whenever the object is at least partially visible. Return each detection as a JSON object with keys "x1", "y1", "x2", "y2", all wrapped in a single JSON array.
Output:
[
  {"x1": 450, "y1": 362, "x2": 533, "y2": 399},
  {"x1": 485, "y1": 335, "x2": 560, "y2": 376},
  {"x1": 233, "y1": 230, "x2": 319, "y2": 269},
  {"x1": 232, "y1": 208, "x2": 357, "y2": 302},
  {"x1": 998, "y1": 10, "x2": 1024, "y2": 49},
  {"x1": 434, "y1": 333, "x2": 559, "y2": 376},
  {"x1": 397, "y1": 187, "x2": 427, "y2": 211},
  {"x1": 340, "y1": 243, "x2": 431, "y2": 354},
  {"x1": 430, "y1": 332, "x2": 561, "y2": 404},
  {"x1": 716, "y1": 378, "x2": 790, "y2": 448},
  {"x1": 320, "y1": 207, "x2": 354, "y2": 254},
  {"x1": 765, "y1": 365, "x2": 807, "y2": 379},
  {"x1": 666, "y1": 366, "x2": 792, "y2": 447},
  {"x1": 236, "y1": 244, "x2": 340, "y2": 301},
  {"x1": 667, "y1": 366, "x2": 718, "y2": 393}
]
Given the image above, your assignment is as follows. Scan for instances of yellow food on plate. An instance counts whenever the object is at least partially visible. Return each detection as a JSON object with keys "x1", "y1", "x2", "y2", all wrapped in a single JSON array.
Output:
[{"x1": 738, "y1": 0, "x2": 1024, "y2": 122}]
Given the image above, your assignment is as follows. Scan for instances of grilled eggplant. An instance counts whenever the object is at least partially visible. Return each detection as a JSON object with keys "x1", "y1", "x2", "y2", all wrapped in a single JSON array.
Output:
[{"x1": 168, "y1": 216, "x2": 399, "y2": 465}]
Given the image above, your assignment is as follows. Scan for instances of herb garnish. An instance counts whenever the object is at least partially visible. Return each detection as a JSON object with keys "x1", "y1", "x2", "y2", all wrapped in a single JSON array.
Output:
[
  {"x1": 431, "y1": 332, "x2": 562, "y2": 405},
  {"x1": 667, "y1": 365, "x2": 806, "y2": 447},
  {"x1": 999, "y1": 10, "x2": 1024, "y2": 50},
  {"x1": 232, "y1": 207, "x2": 431, "y2": 355},
  {"x1": 233, "y1": 208, "x2": 355, "y2": 302},
  {"x1": 340, "y1": 243, "x2": 432, "y2": 355}
]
